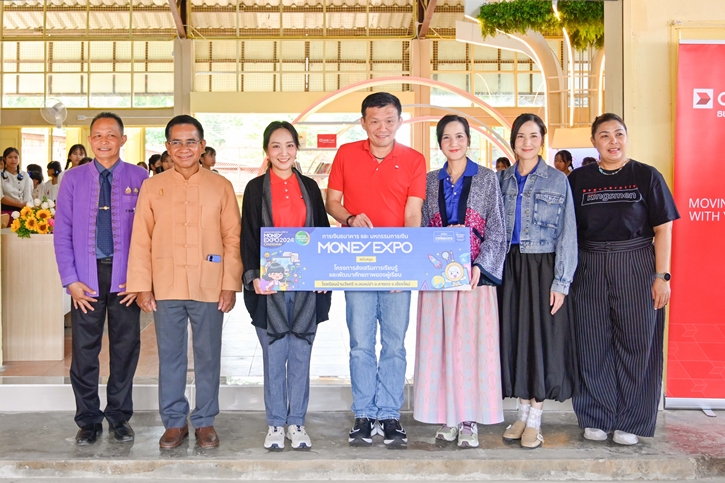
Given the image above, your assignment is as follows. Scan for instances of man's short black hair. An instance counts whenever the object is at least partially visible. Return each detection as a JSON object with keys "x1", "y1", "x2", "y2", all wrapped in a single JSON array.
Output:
[
  {"x1": 361, "y1": 92, "x2": 402, "y2": 119},
  {"x1": 165, "y1": 115, "x2": 204, "y2": 141},
  {"x1": 90, "y1": 112, "x2": 124, "y2": 134}
]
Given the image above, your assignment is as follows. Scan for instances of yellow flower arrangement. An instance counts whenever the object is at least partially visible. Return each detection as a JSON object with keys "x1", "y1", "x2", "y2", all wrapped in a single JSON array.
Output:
[{"x1": 10, "y1": 197, "x2": 56, "y2": 238}]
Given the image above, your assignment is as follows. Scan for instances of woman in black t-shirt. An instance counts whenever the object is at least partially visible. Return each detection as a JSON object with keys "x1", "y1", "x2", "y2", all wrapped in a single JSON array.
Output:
[{"x1": 568, "y1": 113, "x2": 679, "y2": 446}]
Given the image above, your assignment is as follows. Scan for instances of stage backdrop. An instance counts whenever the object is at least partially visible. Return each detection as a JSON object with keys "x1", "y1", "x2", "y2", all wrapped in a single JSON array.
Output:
[{"x1": 668, "y1": 41, "x2": 725, "y2": 407}]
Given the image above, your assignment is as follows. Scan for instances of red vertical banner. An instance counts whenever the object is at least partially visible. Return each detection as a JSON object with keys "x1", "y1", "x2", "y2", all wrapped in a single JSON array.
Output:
[{"x1": 668, "y1": 42, "x2": 725, "y2": 406}]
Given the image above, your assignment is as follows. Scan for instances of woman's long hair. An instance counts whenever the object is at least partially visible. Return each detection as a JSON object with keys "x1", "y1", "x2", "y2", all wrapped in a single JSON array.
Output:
[{"x1": 65, "y1": 144, "x2": 87, "y2": 170}]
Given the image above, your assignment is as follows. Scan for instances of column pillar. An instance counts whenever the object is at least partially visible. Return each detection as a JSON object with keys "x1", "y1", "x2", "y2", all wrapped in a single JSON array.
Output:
[
  {"x1": 604, "y1": 0, "x2": 624, "y2": 115},
  {"x1": 410, "y1": 39, "x2": 431, "y2": 168},
  {"x1": 174, "y1": 38, "x2": 194, "y2": 116}
]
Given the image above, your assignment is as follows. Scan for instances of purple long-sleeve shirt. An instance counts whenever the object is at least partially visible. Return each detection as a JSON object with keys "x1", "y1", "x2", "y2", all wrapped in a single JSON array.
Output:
[{"x1": 54, "y1": 160, "x2": 148, "y2": 294}]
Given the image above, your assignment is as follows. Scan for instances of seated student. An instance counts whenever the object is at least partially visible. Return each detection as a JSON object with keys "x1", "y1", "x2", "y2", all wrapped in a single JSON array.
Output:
[
  {"x1": 78, "y1": 157, "x2": 93, "y2": 166},
  {"x1": 44, "y1": 161, "x2": 63, "y2": 201},
  {"x1": 26, "y1": 164, "x2": 45, "y2": 200},
  {"x1": 1, "y1": 148, "x2": 32, "y2": 214},
  {"x1": 241, "y1": 121, "x2": 331, "y2": 450}
]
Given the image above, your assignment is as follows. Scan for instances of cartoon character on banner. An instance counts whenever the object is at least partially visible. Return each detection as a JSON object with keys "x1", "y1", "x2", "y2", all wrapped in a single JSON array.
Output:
[
  {"x1": 262, "y1": 262, "x2": 287, "y2": 290},
  {"x1": 427, "y1": 250, "x2": 470, "y2": 289},
  {"x1": 261, "y1": 251, "x2": 303, "y2": 291}
]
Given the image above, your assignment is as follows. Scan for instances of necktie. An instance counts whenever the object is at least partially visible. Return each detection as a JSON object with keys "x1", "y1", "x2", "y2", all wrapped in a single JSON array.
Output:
[{"x1": 97, "y1": 170, "x2": 114, "y2": 257}]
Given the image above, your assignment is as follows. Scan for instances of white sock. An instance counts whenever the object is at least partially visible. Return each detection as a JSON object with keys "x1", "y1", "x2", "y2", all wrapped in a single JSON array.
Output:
[
  {"x1": 526, "y1": 407, "x2": 543, "y2": 430},
  {"x1": 518, "y1": 401, "x2": 531, "y2": 423}
]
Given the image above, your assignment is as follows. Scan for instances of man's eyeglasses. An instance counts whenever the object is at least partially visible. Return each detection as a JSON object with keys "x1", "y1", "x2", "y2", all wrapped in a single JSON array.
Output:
[{"x1": 168, "y1": 140, "x2": 202, "y2": 148}]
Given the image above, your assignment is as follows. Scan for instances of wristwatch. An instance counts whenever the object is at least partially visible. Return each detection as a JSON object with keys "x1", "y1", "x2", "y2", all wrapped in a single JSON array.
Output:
[{"x1": 655, "y1": 272, "x2": 671, "y2": 281}]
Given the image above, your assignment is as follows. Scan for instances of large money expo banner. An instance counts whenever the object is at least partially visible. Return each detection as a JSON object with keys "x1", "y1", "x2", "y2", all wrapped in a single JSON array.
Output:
[
  {"x1": 259, "y1": 227, "x2": 471, "y2": 291},
  {"x1": 668, "y1": 41, "x2": 725, "y2": 407}
]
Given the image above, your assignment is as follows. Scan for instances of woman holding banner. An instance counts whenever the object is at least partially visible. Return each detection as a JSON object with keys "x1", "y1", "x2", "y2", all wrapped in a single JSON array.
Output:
[
  {"x1": 497, "y1": 113, "x2": 579, "y2": 449},
  {"x1": 568, "y1": 113, "x2": 679, "y2": 445},
  {"x1": 241, "y1": 121, "x2": 331, "y2": 451},
  {"x1": 413, "y1": 115, "x2": 507, "y2": 449}
]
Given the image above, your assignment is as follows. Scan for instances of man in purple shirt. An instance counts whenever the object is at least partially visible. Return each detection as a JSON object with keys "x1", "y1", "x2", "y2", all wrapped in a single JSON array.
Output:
[{"x1": 54, "y1": 112, "x2": 148, "y2": 445}]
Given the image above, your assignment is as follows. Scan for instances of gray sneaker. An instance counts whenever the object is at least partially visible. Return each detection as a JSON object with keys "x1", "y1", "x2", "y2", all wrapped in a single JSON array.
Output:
[
  {"x1": 435, "y1": 425, "x2": 458, "y2": 442},
  {"x1": 286, "y1": 425, "x2": 312, "y2": 449},
  {"x1": 264, "y1": 425, "x2": 285, "y2": 450},
  {"x1": 457, "y1": 421, "x2": 479, "y2": 448}
]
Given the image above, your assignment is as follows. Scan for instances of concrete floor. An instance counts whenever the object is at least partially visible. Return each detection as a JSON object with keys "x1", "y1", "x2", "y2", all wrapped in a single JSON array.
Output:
[{"x1": 0, "y1": 410, "x2": 724, "y2": 481}]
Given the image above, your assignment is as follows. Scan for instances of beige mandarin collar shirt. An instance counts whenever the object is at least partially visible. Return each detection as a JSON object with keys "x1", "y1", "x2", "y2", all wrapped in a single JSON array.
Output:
[{"x1": 126, "y1": 167, "x2": 243, "y2": 303}]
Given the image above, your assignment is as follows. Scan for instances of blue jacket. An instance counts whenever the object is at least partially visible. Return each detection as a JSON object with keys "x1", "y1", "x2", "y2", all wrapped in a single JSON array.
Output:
[{"x1": 499, "y1": 158, "x2": 577, "y2": 294}]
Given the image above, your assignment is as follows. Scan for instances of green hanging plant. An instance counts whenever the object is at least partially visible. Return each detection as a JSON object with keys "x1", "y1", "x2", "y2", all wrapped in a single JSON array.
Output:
[{"x1": 476, "y1": 0, "x2": 604, "y2": 50}]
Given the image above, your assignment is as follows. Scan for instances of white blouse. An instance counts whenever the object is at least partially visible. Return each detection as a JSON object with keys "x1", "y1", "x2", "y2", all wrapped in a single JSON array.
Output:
[
  {"x1": 43, "y1": 179, "x2": 60, "y2": 201},
  {"x1": 1, "y1": 171, "x2": 32, "y2": 205},
  {"x1": 32, "y1": 184, "x2": 44, "y2": 201}
]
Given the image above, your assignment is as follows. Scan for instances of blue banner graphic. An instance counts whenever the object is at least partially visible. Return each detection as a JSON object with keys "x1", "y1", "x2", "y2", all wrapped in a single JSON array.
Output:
[{"x1": 259, "y1": 227, "x2": 471, "y2": 291}]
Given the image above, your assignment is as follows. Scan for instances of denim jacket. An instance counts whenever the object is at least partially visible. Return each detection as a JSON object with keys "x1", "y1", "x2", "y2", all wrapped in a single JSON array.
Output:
[{"x1": 499, "y1": 158, "x2": 577, "y2": 294}]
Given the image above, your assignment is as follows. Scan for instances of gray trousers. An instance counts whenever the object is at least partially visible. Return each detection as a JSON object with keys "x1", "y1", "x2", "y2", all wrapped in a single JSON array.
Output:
[
  {"x1": 154, "y1": 300, "x2": 224, "y2": 429},
  {"x1": 256, "y1": 327, "x2": 315, "y2": 427}
]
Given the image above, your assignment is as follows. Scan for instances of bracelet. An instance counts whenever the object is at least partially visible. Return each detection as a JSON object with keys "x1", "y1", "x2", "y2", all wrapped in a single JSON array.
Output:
[{"x1": 345, "y1": 215, "x2": 355, "y2": 227}]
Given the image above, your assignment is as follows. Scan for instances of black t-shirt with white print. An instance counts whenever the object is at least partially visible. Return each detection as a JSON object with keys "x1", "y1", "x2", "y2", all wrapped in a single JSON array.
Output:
[{"x1": 567, "y1": 160, "x2": 680, "y2": 242}]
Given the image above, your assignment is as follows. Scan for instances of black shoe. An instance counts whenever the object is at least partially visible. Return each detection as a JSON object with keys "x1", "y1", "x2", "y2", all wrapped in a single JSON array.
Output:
[
  {"x1": 108, "y1": 420, "x2": 135, "y2": 443},
  {"x1": 348, "y1": 417, "x2": 375, "y2": 445},
  {"x1": 75, "y1": 423, "x2": 103, "y2": 445},
  {"x1": 380, "y1": 418, "x2": 407, "y2": 445}
]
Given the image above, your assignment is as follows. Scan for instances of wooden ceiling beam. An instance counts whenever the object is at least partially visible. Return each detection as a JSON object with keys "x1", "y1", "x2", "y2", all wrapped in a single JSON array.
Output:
[
  {"x1": 417, "y1": 0, "x2": 437, "y2": 39},
  {"x1": 168, "y1": 0, "x2": 186, "y2": 39}
]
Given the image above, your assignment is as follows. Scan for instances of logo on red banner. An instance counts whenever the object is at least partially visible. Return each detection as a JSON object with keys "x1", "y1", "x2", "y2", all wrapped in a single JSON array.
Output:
[
  {"x1": 317, "y1": 134, "x2": 337, "y2": 149},
  {"x1": 692, "y1": 89, "x2": 713, "y2": 109}
]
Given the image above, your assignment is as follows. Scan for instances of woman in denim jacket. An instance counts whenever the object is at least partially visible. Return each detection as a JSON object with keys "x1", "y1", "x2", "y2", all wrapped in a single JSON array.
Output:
[{"x1": 497, "y1": 113, "x2": 578, "y2": 449}]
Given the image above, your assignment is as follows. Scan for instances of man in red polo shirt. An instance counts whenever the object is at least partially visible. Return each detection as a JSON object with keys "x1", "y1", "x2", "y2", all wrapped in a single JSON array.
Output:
[{"x1": 326, "y1": 92, "x2": 426, "y2": 446}]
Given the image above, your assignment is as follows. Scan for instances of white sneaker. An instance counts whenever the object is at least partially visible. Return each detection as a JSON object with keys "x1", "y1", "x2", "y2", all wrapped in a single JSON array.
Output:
[
  {"x1": 286, "y1": 425, "x2": 312, "y2": 449},
  {"x1": 584, "y1": 428, "x2": 608, "y2": 441},
  {"x1": 435, "y1": 425, "x2": 458, "y2": 442},
  {"x1": 613, "y1": 430, "x2": 639, "y2": 445},
  {"x1": 457, "y1": 422, "x2": 479, "y2": 448},
  {"x1": 264, "y1": 425, "x2": 285, "y2": 449}
]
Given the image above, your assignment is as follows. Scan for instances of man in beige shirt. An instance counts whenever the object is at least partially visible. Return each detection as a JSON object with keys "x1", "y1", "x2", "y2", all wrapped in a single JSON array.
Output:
[{"x1": 127, "y1": 115, "x2": 242, "y2": 449}]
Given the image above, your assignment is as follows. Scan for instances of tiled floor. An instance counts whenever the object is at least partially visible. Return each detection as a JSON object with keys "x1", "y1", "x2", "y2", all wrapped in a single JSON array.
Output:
[{"x1": 0, "y1": 292, "x2": 418, "y2": 381}]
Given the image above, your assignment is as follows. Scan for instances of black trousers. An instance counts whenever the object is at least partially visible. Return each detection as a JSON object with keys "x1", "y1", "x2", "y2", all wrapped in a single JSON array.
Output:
[
  {"x1": 571, "y1": 243, "x2": 664, "y2": 437},
  {"x1": 70, "y1": 258, "x2": 141, "y2": 427}
]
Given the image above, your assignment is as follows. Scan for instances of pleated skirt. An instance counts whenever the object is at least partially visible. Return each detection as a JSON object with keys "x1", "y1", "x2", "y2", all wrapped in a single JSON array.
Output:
[{"x1": 498, "y1": 245, "x2": 579, "y2": 402}]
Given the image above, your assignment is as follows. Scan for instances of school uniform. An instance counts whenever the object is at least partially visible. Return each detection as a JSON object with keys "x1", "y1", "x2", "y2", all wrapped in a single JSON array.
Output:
[{"x1": 1, "y1": 170, "x2": 32, "y2": 212}]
